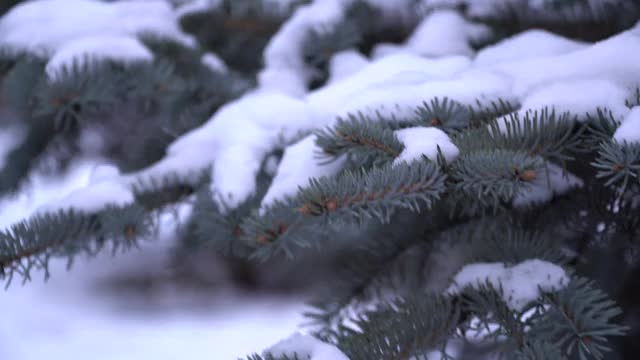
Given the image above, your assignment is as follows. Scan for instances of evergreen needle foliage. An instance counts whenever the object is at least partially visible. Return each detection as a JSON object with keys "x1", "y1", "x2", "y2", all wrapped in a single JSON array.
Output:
[{"x1": 1, "y1": 0, "x2": 639, "y2": 358}]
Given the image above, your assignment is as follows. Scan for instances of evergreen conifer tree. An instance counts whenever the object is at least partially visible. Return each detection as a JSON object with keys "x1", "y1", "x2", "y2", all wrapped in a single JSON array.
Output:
[{"x1": 1, "y1": 0, "x2": 639, "y2": 358}]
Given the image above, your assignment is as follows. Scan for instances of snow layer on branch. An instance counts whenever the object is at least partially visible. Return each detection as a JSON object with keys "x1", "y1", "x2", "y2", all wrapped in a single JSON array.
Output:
[
  {"x1": 37, "y1": 165, "x2": 133, "y2": 214},
  {"x1": 448, "y1": 259, "x2": 569, "y2": 311},
  {"x1": 327, "y1": 49, "x2": 370, "y2": 85},
  {"x1": 496, "y1": 79, "x2": 631, "y2": 131},
  {"x1": 260, "y1": 135, "x2": 346, "y2": 208},
  {"x1": 259, "y1": 0, "x2": 351, "y2": 96},
  {"x1": 393, "y1": 127, "x2": 459, "y2": 165},
  {"x1": 45, "y1": 35, "x2": 153, "y2": 79},
  {"x1": 484, "y1": 28, "x2": 640, "y2": 98},
  {"x1": 513, "y1": 162, "x2": 583, "y2": 208},
  {"x1": 17, "y1": 20, "x2": 640, "y2": 218},
  {"x1": 373, "y1": 10, "x2": 490, "y2": 59},
  {"x1": 266, "y1": 333, "x2": 349, "y2": 360},
  {"x1": 200, "y1": 52, "x2": 228, "y2": 73},
  {"x1": 474, "y1": 30, "x2": 588, "y2": 65},
  {"x1": 0, "y1": 0, "x2": 194, "y2": 55},
  {"x1": 309, "y1": 54, "x2": 473, "y2": 118},
  {"x1": 614, "y1": 107, "x2": 640, "y2": 144},
  {"x1": 166, "y1": 93, "x2": 315, "y2": 209},
  {"x1": 0, "y1": 126, "x2": 25, "y2": 170}
]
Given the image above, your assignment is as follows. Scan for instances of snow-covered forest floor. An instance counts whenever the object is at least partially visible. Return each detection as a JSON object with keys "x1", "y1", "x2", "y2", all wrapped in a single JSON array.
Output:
[{"x1": 0, "y1": 161, "x2": 306, "y2": 360}]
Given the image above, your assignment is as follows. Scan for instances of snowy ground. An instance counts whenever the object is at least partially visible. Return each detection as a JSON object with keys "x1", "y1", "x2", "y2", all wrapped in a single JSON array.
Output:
[{"x1": 0, "y1": 162, "x2": 307, "y2": 360}]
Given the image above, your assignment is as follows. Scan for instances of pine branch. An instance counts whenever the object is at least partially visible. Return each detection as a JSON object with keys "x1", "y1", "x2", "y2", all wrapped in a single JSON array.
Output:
[
  {"x1": 592, "y1": 141, "x2": 640, "y2": 192},
  {"x1": 530, "y1": 277, "x2": 629, "y2": 360},
  {"x1": 241, "y1": 161, "x2": 446, "y2": 260},
  {"x1": 514, "y1": 340, "x2": 567, "y2": 360},
  {"x1": 242, "y1": 353, "x2": 303, "y2": 360},
  {"x1": 315, "y1": 112, "x2": 405, "y2": 168},
  {"x1": 450, "y1": 149, "x2": 543, "y2": 209},
  {"x1": 455, "y1": 108, "x2": 583, "y2": 167},
  {"x1": 0, "y1": 204, "x2": 150, "y2": 287},
  {"x1": 460, "y1": 283, "x2": 529, "y2": 351},
  {"x1": 334, "y1": 293, "x2": 460, "y2": 360},
  {"x1": 414, "y1": 97, "x2": 473, "y2": 131}
]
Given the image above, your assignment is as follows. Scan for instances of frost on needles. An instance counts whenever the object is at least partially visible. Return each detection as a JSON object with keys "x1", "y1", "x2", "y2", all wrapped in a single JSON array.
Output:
[{"x1": 1, "y1": 0, "x2": 640, "y2": 359}]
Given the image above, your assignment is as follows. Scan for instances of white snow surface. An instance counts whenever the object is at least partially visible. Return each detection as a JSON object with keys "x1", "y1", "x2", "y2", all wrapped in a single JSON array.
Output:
[
  {"x1": 393, "y1": 127, "x2": 459, "y2": 165},
  {"x1": 45, "y1": 35, "x2": 153, "y2": 79},
  {"x1": 614, "y1": 107, "x2": 640, "y2": 144},
  {"x1": 505, "y1": 79, "x2": 631, "y2": 124},
  {"x1": 373, "y1": 10, "x2": 489, "y2": 59},
  {"x1": 448, "y1": 259, "x2": 570, "y2": 311},
  {"x1": 327, "y1": 49, "x2": 370, "y2": 85},
  {"x1": 512, "y1": 162, "x2": 583, "y2": 208},
  {"x1": 6, "y1": 13, "x2": 640, "y2": 222},
  {"x1": 474, "y1": 29, "x2": 587, "y2": 65},
  {"x1": 260, "y1": 135, "x2": 346, "y2": 208},
  {"x1": 267, "y1": 333, "x2": 349, "y2": 360},
  {"x1": 0, "y1": 125, "x2": 25, "y2": 169},
  {"x1": 0, "y1": 0, "x2": 194, "y2": 55},
  {"x1": 200, "y1": 52, "x2": 228, "y2": 73},
  {"x1": 0, "y1": 162, "x2": 306, "y2": 360},
  {"x1": 36, "y1": 164, "x2": 134, "y2": 214},
  {"x1": 259, "y1": 0, "x2": 351, "y2": 96}
]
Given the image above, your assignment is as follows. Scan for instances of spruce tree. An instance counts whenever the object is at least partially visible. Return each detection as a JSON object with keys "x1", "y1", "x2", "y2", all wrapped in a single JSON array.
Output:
[{"x1": 1, "y1": 0, "x2": 639, "y2": 358}]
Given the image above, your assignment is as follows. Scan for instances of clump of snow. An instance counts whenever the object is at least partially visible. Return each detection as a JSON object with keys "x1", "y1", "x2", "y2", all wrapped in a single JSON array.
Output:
[
  {"x1": 512, "y1": 162, "x2": 583, "y2": 208},
  {"x1": 0, "y1": 0, "x2": 195, "y2": 56},
  {"x1": 484, "y1": 28, "x2": 640, "y2": 98},
  {"x1": 474, "y1": 29, "x2": 587, "y2": 65},
  {"x1": 259, "y1": 0, "x2": 350, "y2": 95},
  {"x1": 175, "y1": 0, "x2": 220, "y2": 18},
  {"x1": 373, "y1": 10, "x2": 489, "y2": 59},
  {"x1": 45, "y1": 35, "x2": 153, "y2": 79},
  {"x1": 614, "y1": 107, "x2": 640, "y2": 144},
  {"x1": 309, "y1": 54, "x2": 473, "y2": 119},
  {"x1": 260, "y1": 135, "x2": 346, "y2": 208},
  {"x1": 266, "y1": 333, "x2": 349, "y2": 360},
  {"x1": 200, "y1": 52, "x2": 228, "y2": 73},
  {"x1": 393, "y1": 127, "x2": 459, "y2": 165},
  {"x1": 448, "y1": 259, "x2": 570, "y2": 311},
  {"x1": 0, "y1": 126, "x2": 25, "y2": 170},
  {"x1": 496, "y1": 79, "x2": 631, "y2": 132},
  {"x1": 327, "y1": 49, "x2": 370, "y2": 85},
  {"x1": 166, "y1": 93, "x2": 315, "y2": 209},
  {"x1": 13, "y1": 18, "x2": 640, "y2": 217},
  {"x1": 89, "y1": 164, "x2": 121, "y2": 184},
  {"x1": 36, "y1": 177, "x2": 134, "y2": 214}
]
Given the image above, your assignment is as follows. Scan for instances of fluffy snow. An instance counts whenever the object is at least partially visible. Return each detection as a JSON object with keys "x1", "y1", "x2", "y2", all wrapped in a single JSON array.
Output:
[
  {"x1": 200, "y1": 52, "x2": 228, "y2": 73},
  {"x1": 166, "y1": 93, "x2": 315, "y2": 209},
  {"x1": 259, "y1": 0, "x2": 351, "y2": 96},
  {"x1": 0, "y1": 169, "x2": 305, "y2": 360},
  {"x1": 327, "y1": 49, "x2": 370, "y2": 85},
  {"x1": 267, "y1": 333, "x2": 349, "y2": 360},
  {"x1": 45, "y1": 35, "x2": 153, "y2": 79},
  {"x1": 0, "y1": 0, "x2": 195, "y2": 56},
  {"x1": 474, "y1": 30, "x2": 587, "y2": 65},
  {"x1": 447, "y1": 259, "x2": 570, "y2": 311},
  {"x1": 512, "y1": 162, "x2": 583, "y2": 208},
  {"x1": 36, "y1": 176, "x2": 134, "y2": 214},
  {"x1": 0, "y1": 126, "x2": 25, "y2": 170},
  {"x1": 482, "y1": 28, "x2": 640, "y2": 98},
  {"x1": 393, "y1": 127, "x2": 459, "y2": 165},
  {"x1": 309, "y1": 54, "x2": 473, "y2": 118},
  {"x1": 260, "y1": 135, "x2": 346, "y2": 208},
  {"x1": 614, "y1": 107, "x2": 640, "y2": 144},
  {"x1": 8, "y1": 13, "x2": 640, "y2": 220},
  {"x1": 373, "y1": 10, "x2": 489, "y2": 59},
  {"x1": 517, "y1": 80, "x2": 629, "y2": 121}
]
